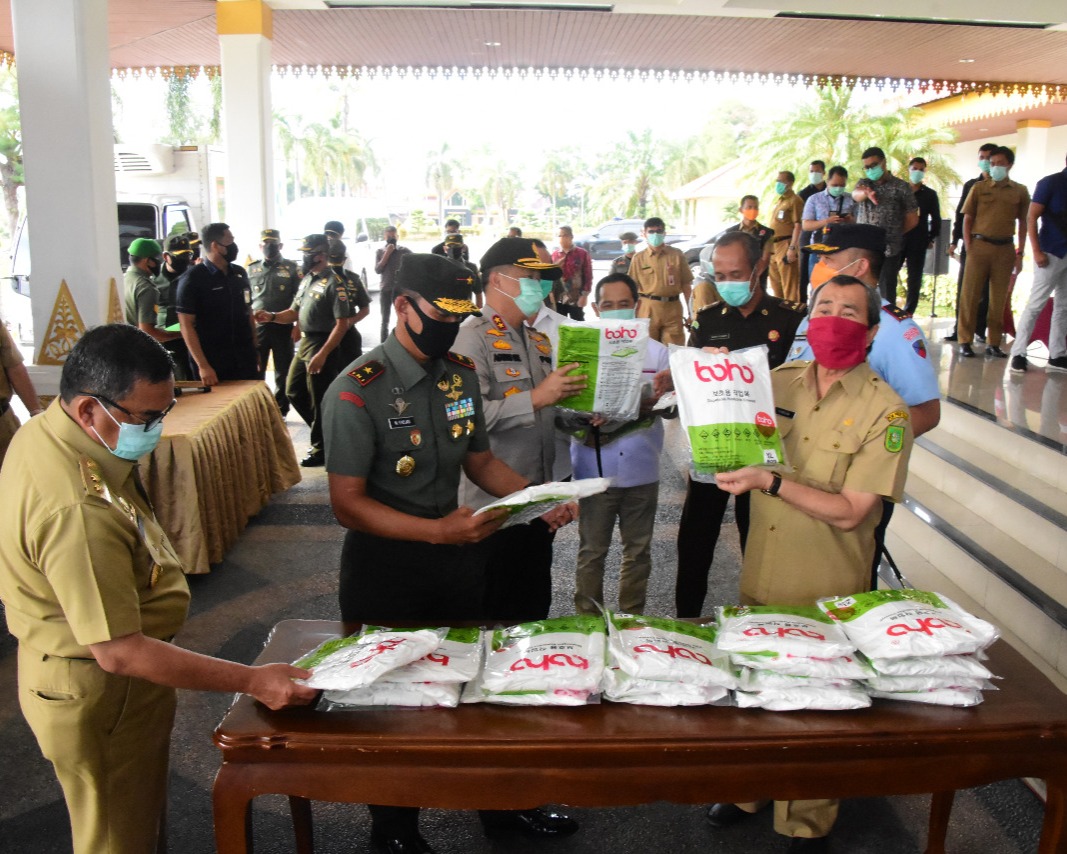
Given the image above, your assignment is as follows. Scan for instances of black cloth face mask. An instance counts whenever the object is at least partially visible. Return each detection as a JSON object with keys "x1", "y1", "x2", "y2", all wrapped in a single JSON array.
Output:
[{"x1": 404, "y1": 297, "x2": 461, "y2": 359}]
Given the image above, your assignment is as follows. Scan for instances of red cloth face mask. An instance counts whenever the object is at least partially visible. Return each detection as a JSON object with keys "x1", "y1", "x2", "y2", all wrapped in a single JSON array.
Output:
[{"x1": 806, "y1": 315, "x2": 870, "y2": 370}]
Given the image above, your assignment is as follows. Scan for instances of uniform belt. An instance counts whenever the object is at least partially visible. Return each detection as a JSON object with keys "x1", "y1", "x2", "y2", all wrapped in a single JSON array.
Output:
[
  {"x1": 638, "y1": 293, "x2": 679, "y2": 302},
  {"x1": 774, "y1": 235, "x2": 791, "y2": 243},
  {"x1": 972, "y1": 234, "x2": 1013, "y2": 246},
  {"x1": 0, "y1": 399, "x2": 8, "y2": 417}
]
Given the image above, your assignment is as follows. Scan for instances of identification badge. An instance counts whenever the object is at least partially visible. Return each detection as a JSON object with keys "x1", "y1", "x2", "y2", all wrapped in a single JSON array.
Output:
[{"x1": 388, "y1": 416, "x2": 415, "y2": 430}]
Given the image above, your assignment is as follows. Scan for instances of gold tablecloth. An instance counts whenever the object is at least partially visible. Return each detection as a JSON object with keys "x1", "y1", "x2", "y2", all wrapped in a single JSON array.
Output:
[{"x1": 144, "y1": 381, "x2": 300, "y2": 574}]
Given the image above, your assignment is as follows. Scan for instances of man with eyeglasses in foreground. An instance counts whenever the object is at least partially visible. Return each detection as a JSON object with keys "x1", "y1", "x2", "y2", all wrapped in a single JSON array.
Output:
[{"x1": 0, "y1": 324, "x2": 317, "y2": 854}]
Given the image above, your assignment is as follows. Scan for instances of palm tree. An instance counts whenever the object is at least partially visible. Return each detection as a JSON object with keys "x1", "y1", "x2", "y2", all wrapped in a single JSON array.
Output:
[
  {"x1": 538, "y1": 153, "x2": 573, "y2": 229},
  {"x1": 589, "y1": 129, "x2": 672, "y2": 220},
  {"x1": 0, "y1": 69, "x2": 23, "y2": 240},
  {"x1": 426, "y1": 143, "x2": 456, "y2": 226}
]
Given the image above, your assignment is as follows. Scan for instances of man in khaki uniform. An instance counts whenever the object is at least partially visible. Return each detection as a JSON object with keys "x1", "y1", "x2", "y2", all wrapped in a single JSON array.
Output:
[
  {"x1": 0, "y1": 324, "x2": 315, "y2": 854},
  {"x1": 958, "y1": 145, "x2": 1030, "y2": 357},
  {"x1": 0, "y1": 318, "x2": 44, "y2": 465},
  {"x1": 767, "y1": 171, "x2": 804, "y2": 302},
  {"x1": 708, "y1": 276, "x2": 914, "y2": 853},
  {"x1": 629, "y1": 216, "x2": 693, "y2": 345}
]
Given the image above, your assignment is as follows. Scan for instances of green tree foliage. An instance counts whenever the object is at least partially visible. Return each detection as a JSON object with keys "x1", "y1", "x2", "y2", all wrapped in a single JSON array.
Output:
[
  {"x1": 586, "y1": 129, "x2": 673, "y2": 221},
  {"x1": 425, "y1": 143, "x2": 457, "y2": 226},
  {"x1": 537, "y1": 152, "x2": 573, "y2": 229},
  {"x1": 0, "y1": 68, "x2": 23, "y2": 242},
  {"x1": 273, "y1": 112, "x2": 378, "y2": 201},
  {"x1": 164, "y1": 74, "x2": 202, "y2": 145}
]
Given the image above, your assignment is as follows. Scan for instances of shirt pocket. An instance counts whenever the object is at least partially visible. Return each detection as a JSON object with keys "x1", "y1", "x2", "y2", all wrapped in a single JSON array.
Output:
[
  {"x1": 493, "y1": 362, "x2": 531, "y2": 386},
  {"x1": 801, "y1": 429, "x2": 862, "y2": 493}
]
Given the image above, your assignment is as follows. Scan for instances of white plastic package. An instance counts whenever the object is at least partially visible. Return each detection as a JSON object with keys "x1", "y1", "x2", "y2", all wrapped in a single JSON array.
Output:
[
  {"x1": 819, "y1": 591, "x2": 999, "y2": 660},
  {"x1": 731, "y1": 652, "x2": 872, "y2": 680},
  {"x1": 669, "y1": 344, "x2": 785, "y2": 480},
  {"x1": 737, "y1": 668, "x2": 856, "y2": 692},
  {"x1": 716, "y1": 605, "x2": 855, "y2": 659},
  {"x1": 733, "y1": 686, "x2": 871, "y2": 711},
  {"x1": 602, "y1": 667, "x2": 729, "y2": 706},
  {"x1": 364, "y1": 626, "x2": 484, "y2": 684},
  {"x1": 294, "y1": 628, "x2": 445, "y2": 691},
  {"x1": 323, "y1": 681, "x2": 462, "y2": 708},
  {"x1": 866, "y1": 653, "x2": 994, "y2": 680},
  {"x1": 608, "y1": 613, "x2": 738, "y2": 689},
  {"x1": 555, "y1": 318, "x2": 650, "y2": 421},
  {"x1": 480, "y1": 614, "x2": 606, "y2": 696},
  {"x1": 864, "y1": 674, "x2": 991, "y2": 693},
  {"x1": 473, "y1": 478, "x2": 610, "y2": 528},
  {"x1": 869, "y1": 687, "x2": 984, "y2": 707}
]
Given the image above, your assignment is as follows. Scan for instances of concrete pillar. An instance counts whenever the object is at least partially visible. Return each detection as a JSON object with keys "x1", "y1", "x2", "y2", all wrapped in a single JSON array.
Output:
[
  {"x1": 217, "y1": 0, "x2": 275, "y2": 256},
  {"x1": 1014, "y1": 119, "x2": 1051, "y2": 191},
  {"x1": 11, "y1": 0, "x2": 121, "y2": 382}
]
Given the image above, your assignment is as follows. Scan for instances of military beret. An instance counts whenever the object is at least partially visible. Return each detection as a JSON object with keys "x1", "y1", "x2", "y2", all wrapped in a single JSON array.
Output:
[{"x1": 128, "y1": 237, "x2": 162, "y2": 259}]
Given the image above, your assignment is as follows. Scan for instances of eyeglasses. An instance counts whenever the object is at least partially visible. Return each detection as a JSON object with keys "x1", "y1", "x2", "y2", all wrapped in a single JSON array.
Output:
[{"x1": 82, "y1": 392, "x2": 176, "y2": 431}]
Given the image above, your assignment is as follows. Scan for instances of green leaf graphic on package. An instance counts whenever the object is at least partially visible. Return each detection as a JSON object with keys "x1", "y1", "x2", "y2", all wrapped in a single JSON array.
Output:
[{"x1": 556, "y1": 319, "x2": 650, "y2": 420}]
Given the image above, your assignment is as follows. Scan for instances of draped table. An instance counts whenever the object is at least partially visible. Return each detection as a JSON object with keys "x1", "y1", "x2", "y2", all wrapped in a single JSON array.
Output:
[
  {"x1": 145, "y1": 381, "x2": 300, "y2": 574},
  {"x1": 212, "y1": 619, "x2": 1067, "y2": 854}
]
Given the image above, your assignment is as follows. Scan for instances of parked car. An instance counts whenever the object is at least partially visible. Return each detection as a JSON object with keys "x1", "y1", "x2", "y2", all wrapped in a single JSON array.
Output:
[
  {"x1": 671, "y1": 229, "x2": 730, "y2": 280},
  {"x1": 573, "y1": 219, "x2": 646, "y2": 261}
]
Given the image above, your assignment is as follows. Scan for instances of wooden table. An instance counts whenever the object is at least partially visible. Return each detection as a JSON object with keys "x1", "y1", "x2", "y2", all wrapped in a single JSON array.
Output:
[
  {"x1": 213, "y1": 620, "x2": 1067, "y2": 854},
  {"x1": 144, "y1": 381, "x2": 300, "y2": 573}
]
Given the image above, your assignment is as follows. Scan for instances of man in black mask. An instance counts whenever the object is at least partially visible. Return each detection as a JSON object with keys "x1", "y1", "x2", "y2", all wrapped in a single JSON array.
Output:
[
  {"x1": 248, "y1": 228, "x2": 300, "y2": 414},
  {"x1": 323, "y1": 254, "x2": 559, "y2": 854},
  {"x1": 443, "y1": 233, "x2": 483, "y2": 308},
  {"x1": 154, "y1": 234, "x2": 195, "y2": 380},
  {"x1": 175, "y1": 221, "x2": 260, "y2": 384}
]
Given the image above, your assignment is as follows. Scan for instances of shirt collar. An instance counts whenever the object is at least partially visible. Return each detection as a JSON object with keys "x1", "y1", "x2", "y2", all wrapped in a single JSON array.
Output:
[
  {"x1": 202, "y1": 257, "x2": 222, "y2": 274},
  {"x1": 799, "y1": 357, "x2": 871, "y2": 399},
  {"x1": 45, "y1": 399, "x2": 136, "y2": 486}
]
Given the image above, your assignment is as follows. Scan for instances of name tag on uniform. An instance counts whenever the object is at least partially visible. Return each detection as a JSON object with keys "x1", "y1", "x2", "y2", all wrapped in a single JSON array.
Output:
[
  {"x1": 777, "y1": 210, "x2": 786, "y2": 221},
  {"x1": 703, "y1": 333, "x2": 730, "y2": 341},
  {"x1": 775, "y1": 406, "x2": 795, "y2": 419},
  {"x1": 493, "y1": 353, "x2": 522, "y2": 362},
  {"x1": 388, "y1": 416, "x2": 415, "y2": 429}
]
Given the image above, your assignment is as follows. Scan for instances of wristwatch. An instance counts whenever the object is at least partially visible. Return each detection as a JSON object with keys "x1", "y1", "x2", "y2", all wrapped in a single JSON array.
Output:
[
  {"x1": 761, "y1": 473, "x2": 783, "y2": 497},
  {"x1": 269, "y1": 311, "x2": 277, "y2": 321}
]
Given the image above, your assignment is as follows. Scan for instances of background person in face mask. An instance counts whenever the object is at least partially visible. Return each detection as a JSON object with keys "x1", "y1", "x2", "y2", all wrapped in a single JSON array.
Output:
[
  {"x1": 123, "y1": 238, "x2": 182, "y2": 346},
  {"x1": 708, "y1": 276, "x2": 913, "y2": 853},
  {"x1": 154, "y1": 233, "x2": 195, "y2": 380},
  {"x1": 610, "y1": 230, "x2": 640, "y2": 275},
  {"x1": 442, "y1": 232, "x2": 483, "y2": 308},
  {"x1": 673, "y1": 230, "x2": 807, "y2": 618},
  {"x1": 247, "y1": 228, "x2": 301, "y2": 415}
]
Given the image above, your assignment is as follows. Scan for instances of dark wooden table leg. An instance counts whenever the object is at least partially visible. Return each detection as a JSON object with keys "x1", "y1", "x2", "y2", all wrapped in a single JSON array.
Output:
[
  {"x1": 289, "y1": 796, "x2": 314, "y2": 854},
  {"x1": 213, "y1": 764, "x2": 256, "y2": 854},
  {"x1": 925, "y1": 790, "x2": 955, "y2": 854},
  {"x1": 1039, "y1": 776, "x2": 1067, "y2": 854}
]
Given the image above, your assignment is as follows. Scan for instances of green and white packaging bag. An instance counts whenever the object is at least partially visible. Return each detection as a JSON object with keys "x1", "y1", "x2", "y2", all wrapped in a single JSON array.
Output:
[
  {"x1": 716, "y1": 604, "x2": 854, "y2": 659},
  {"x1": 556, "y1": 318, "x2": 650, "y2": 421},
  {"x1": 866, "y1": 653, "x2": 993, "y2": 680},
  {"x1": 818, "y1": 590, "x2": 999, "y2": 660},
  {"x1": 480, "y1": 614, "x2": 606, "y2": 695},
  {"x1": 323, "y1": 681, "x2": 462, "y2": 709},
  {"x1": 729, "y1": 651, "x2": 871, "y2": 681},
  {"x1": 608, "y1": 613, "x2": 737, "y2": 689},
  {"x1": 361, "y1": 626, "x2": 484, "y2": 684},
  {"x1": 734, "y1": 685, "x2": 871, "y2": 711},
  {"x1": 868, "y1": 687, "x2": 984, "y2": 707},
  {"x1": 602, "y1": 666, "x2": 729, "y2": 706},
  {"x1": 294, "y1": 627, "x2": 446, "y2": 691},
  {"x1": 668, "y1": 344, "x2": 785, "y2": 480},
  {"x1": 473, "y1": 478, "x2": 609, "y2": 528}
]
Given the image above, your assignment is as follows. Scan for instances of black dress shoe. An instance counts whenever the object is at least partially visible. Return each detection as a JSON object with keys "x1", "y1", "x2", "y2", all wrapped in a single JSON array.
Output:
[
  {"x1": 300, "y1": 449, "x2": 325, "y2": 467},
  {"x1": 480, "y1": 807, "x2": 579, "y2": 838},
  {"x1": 369, "y1": 834, "x2": 437, "y2": 854},
  {"x1": 787, "y1": 836, "x2": 829, "y2": 853},
  {"x1": 959, "y1": 343, "x2": 975, "y2": 357},
  {"x1": 986, "y1": 346, "x2": 1008, "y2": 358},
  {"x1": 705, "y1": 802, "x2": 755, "y2": 829},
  {"x1": 975, "y1": 333, "x2": 987, "y2": 343},
  {"x1": 942, "y1": 332, "x2": 958, "y2": 342}
]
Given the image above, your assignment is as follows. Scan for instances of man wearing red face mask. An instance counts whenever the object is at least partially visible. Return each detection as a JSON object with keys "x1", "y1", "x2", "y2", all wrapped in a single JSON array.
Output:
[{"x1": 709, "y1": 274, "x2": 913, "y2": 853}]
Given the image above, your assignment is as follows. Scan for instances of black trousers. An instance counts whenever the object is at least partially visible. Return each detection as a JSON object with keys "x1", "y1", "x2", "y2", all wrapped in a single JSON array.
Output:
[
  {"x1": 902, "y1": 238, "x2": 929, "y2": 316},
  {"x1": 162, "y1": 338, "x2": 192, "y2": 381},
  {"x1": 339, "y1": 529, "x2": 489, "y2": 840},
  {"x1": 255, "y1": 322, "x2": 295, "y2": 413},
  {"x1": 286, "y1": 340, "x2": 347, "y2": 453},
  {"x1": 476, "y1": 519, "x2": 556, "y2": 625},
  {"x1": 379, "y1": 287, "x2": 396, "y2": 344},
  {"x1": 950, "y1": 248, "x2": 989, "y2": 337},
  {"x1": 870, "y1": 499, "x2": 894, "y2": 589},
  {"x1": 878, "y1": 252, "x2": 907, "y2": 303},
  {"x1": 675, "y1": 479, "x2": 750, "y2": 617},
  {"x1": 554, "y1": 303, "x2": 585, "y2": 322}
]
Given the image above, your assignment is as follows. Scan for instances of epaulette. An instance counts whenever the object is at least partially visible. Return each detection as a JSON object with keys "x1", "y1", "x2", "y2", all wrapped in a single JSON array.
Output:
[
  {"x1": 446, "y1": 351, "x2": 476, "y2": 370},
  {"x1": 881, "y1": 304, "x2": 912, "y2": 322},
  {"x1": 781, "y1": 300, "x2": 808, "y2": 313},
  {"x1": 79, "y1": 455, "x2": 112, "y2": 504},
  {"x1": 695, "y1": 300, "x2": 724, "y2": 314},
  {"x1": 349, "y1": 360, "x2": 385, "y2": 386}
]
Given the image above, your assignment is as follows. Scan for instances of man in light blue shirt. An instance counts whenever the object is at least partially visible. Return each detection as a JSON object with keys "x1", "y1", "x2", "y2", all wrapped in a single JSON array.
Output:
[
  {"x1": 801, "y1": 165, "x2": 856, "y2": 281},
  {"x1": 569, "y1": 273, "x2": 673, "y2": 615}
]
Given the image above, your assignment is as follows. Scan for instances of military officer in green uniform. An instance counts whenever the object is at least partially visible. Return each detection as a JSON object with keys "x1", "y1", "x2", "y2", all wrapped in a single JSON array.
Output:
[
  {"x1": 323, "y1": 253, "x2": 543, "y2": 854},
  {"x1": 256, "y1": 234, "x2": 354, "y2": 467},
  {"x1": 153, "y1": 233, "x2": 194, "y2": 380},
  {"x1": 326, "y1": 230, "x2": 372, "y2": 363},
  {"x1": 248, "y1": 228, "x2": 300, "y2": 414},
  {"x1": 0, "y1": 324, "x2": 316, "y2": 854},
  {"x1": 123, "y1": 238, "x2": 182, "y2": 350}
]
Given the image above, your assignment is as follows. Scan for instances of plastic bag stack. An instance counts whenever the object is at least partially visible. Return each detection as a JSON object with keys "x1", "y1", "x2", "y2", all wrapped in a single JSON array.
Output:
[
  {"x1": 603, "y1": 613, "x2": 738, "y2": 706},
  {"x1": 716, "y1": 605, "x2": 872, "y2": 711},
  {"x1": 819, "y1": 590, "x2": 1000, "y2": 707},
  {"x1": 462, "y1": 615, "x2": 607, "y2": 706}
]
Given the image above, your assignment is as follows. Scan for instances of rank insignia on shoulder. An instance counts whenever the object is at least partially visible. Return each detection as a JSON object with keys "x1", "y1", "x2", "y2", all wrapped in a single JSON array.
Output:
[
  {"x1": 350, "y1": 361, "x2": 384, "y2": 386},
  {"x1": 536, "y1": 344, "x2": 551, "y2": 355},
  {"x1": 79, "y1": 455, "x2": 112, "y2": 503},
  {"x1": 339, "y1": 391, "x2": 365, "y2": 407},
  {"x1": 885, "y1": 424, "x2": 905, "y2": 453},
  {"x1": 886, "y1": 409, "x2": 909, "y2": 422},
  {"x1": 881, "y1": 304, "x2": 911, "y2": 321},
  {"x1": 446, "y1": 352, "x2": 476, "y2": 369},
  {"x1": 492, "y1": 314, "x2": 508, "y2": 333}
]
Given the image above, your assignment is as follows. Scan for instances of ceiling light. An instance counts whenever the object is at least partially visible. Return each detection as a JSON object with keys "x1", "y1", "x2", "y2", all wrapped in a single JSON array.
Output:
[
  {"x1": 484, "y1": 41, "x2": 501, "y2": 46},
  {"x1": 959, "y1": 58, "x2": 975, "y2": 63}
]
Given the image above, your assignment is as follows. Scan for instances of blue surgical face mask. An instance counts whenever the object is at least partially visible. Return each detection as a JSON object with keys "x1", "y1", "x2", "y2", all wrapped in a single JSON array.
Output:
[
  {"x1": 978, "y1": 158, "x2": 991, "y2": 174},
  {"x1": 717, "y1": 279, "x2": 755, "y2": 308},
  {"x1": 623, "y1": 243, "x2": 636, "y2": 255},
  {"x1": 496, "y1": 274, "x2": 544, "y2": 317},
  {"x1": 827, "y1": 185, "x2": 846, "y2": 198},
  {"x1": 646, "y1": 232, "x2": 665, "y2": 248},
  {"x1": 774, "y1": 181, "x2": 788, "y2": 196},
  {"x1": 539, "y1": 278, "x2": 553, "y2": 300},
  {"x1": 91, "y1": 401, "x2": 164, "y2": 461},
  {"x1": 809, "y1": 172, "x2": 824, "y2": 185},
  {"x1": 864, "y1": 164, "x2": 885, "y2": 181},
  {"x1": 989, "y1": 165, "x2": 1009, "y2": 182},
  {"x1": 598, "y1": 308, "x2": 636, "y2": 320},
  {"x1": 909, "y1": 169, "x2": 925, "y2": 184}
]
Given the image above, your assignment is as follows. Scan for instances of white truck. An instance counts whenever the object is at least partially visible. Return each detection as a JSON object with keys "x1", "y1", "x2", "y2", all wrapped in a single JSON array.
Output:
[{"x1": 2, "y1": 144, "x2": 225, "y2": 344}]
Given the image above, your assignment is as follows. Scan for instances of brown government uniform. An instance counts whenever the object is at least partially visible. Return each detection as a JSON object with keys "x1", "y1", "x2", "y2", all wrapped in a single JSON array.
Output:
[
  {"x1": 0, "y1": 402, "x2": 189, "y2": 854},
  {"x1": 959, "y1": 174, "x2": 1030, "y2": 348},
  {"x1": 629, "y1": 243, "x2": 694, "y2": 346},
  {"x1": 1, "y1": 320, "x2": 27, "y2": 462},
  {"x1": 738, "y1": 358, "x2": 912, "y2": 840},
  {"x1": 767, "y1": 190, "x2": 804, "y2": 303}
]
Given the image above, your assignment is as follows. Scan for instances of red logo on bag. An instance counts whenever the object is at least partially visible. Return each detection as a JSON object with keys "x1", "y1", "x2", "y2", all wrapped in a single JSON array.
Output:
[
  {"x1": 605, "y1": 326, "x2": 638, "y2": 340},
  {"x1": 742, "y1": 627, "x2": 826, "y2": 641},
  {"x1": 633, "y1": 643, "x2": 713, "y2": 665},
  {"x1": 693, "y1": 359, "x2": 755, "y2": 384},
  {"x1": 886, "y1": 617, "x2": 962, "y2": 637},
  {"x1": 511, "y1": 654, "x2": 589, "y2": 671},
  {"x1": 426, "y1": 653, "x2": 451, "y2": 667}
]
